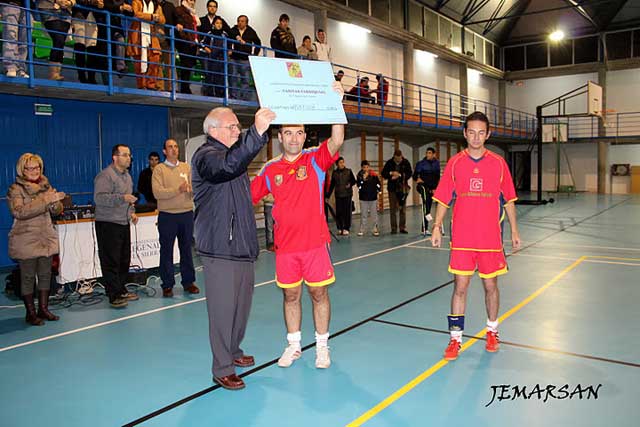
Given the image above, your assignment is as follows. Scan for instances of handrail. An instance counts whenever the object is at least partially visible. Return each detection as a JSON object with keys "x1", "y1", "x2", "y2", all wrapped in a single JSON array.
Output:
[{"x1": 0, "y1": 2, "x2": 538, "y2": 140}]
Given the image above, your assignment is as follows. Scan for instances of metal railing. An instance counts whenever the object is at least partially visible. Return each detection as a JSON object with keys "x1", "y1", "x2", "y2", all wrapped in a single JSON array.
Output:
[
  {"x1": 544, "y1": 112, "x2": 640, "y2": 140},
  {"x1": 0, "y1": 2, "x2": 537, "y2": 139}
]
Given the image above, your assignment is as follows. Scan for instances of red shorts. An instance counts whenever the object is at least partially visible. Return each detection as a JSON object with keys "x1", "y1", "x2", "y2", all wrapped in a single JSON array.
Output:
[
  {"x1": 448, "y1": 249, "x2": 508, "y2": 279},
  {"x1": 275, "y1": 245, "x2": 335, "y2": 288}
]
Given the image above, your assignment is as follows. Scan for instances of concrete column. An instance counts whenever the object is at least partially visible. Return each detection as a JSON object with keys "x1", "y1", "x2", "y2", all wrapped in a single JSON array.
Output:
[
  {"x1": 498, "y1": 80, "x2": 506, "y2": 126},
  {"x1": 314, "y1": 9, "x2": 328, "y2": 35},
  {"x1": 403, "y1": 41, "x2": 414, "y2": 110},
  {"x1": 360, "y1": 131, "x2": 367, "y2": 161},
  {"x1": 459, "y1": 63, "x2": 468, "y2": 117},
  {"x1": 597, "y1": 66, "x2": 608, "y2": 194},
  {"x1": 378, "y1": 132, "x2": 384, "y2": 212}
]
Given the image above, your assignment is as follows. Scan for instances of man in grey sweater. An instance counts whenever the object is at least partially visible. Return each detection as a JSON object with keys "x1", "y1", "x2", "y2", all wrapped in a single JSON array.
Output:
[{"x1": 94, "y1": 144, "x2": 139, "y2": 308}]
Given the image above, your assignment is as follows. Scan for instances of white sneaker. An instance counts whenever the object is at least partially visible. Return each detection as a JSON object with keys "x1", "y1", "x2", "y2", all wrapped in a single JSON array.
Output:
[
  {"x1": 6, "y1": 69, "x2": 17, "y2": 77},
  {"x1": 357, "y1": 231, "x2": 364, "y2": 236},
  {"x1": 315, "y1": 346, "x2": 331, "y2": 369},
  {"x1": 17, "y1": 70, "x2": 29, "y2": 78},
  {"x1": 277, "y1": 344, "x2": 301, "y2": 368},
  {"x1": 343, "y1": 230, "x2": 349, "y2": 236}
]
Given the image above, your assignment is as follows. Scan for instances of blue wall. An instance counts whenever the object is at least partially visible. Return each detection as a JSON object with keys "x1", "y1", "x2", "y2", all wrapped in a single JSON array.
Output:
[{"x1": 0, "y1": 94, "x2": 169, "y2": 268}]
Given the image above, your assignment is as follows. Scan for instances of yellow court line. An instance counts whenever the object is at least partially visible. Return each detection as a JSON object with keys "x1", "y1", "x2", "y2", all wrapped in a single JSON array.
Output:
[
  {"x1": 346, "y1": 255, "x2": 587, "y2": 427},
  {"x1": 586, "y1": 255, "x2": 640, "y2": 262}
]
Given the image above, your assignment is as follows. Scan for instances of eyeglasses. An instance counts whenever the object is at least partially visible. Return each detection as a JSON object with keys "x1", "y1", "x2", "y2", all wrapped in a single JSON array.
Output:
[
  {"x1": 24, "y1": 166, "x2": 41, "y2": 172},
  {"x1": 217, "y1": 123, "x2": 242, "y2": 132}
]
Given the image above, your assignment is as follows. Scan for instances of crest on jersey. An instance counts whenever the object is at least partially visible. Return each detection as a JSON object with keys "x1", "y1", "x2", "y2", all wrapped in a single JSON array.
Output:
[
  {"x1": 296, "y1": 165, "x2": 308, "y2": 180},
  {"x1": 470, "y1": 178, "x2": 483, "y2": 192},
  {"x1": 275, "y1": 174, "x2": 283, "y2": 186},
  {"x1": 473, "y1": 168, "x2": 480, "y2": 174}
]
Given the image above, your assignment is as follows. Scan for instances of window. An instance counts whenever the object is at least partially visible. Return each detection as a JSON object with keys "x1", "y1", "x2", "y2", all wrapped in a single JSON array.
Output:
[
  {"x1": 451, "y1": 23, "x2": 462, "y2": 52},
  {"x1": 349, "y1": 0, "x2": 369, "y2": 15},
  {"x1": 550, "y1": 39, "x2": 572, "y2": 66},
  {"x1": 424, "y1": 8, "x2": 439, "y2": 43},
  {"x1": 606, "y1": 31, "x2": 632, "y2": 60},
  {"x1": 371, "y1": 0, "x2": 390, "y2": 23},
  {"x1": 464, "y1": 29, "x2": 474, "y2": 57},
  {"x1": 390, "y1": 0, "x2": 405, "y2": 28},
  {"x1": 485, "y1": 40, "x2": 493, "y2": 66},
  {"x1": 475, "y1": 34, "x2": 484, "y2": 63},
  {"x1": 504, "y1": 46, "x2": 524, "y2": 71},
  {"x1": 408, "y1": 1, "x2": 423, "y2": 36},
  {"x1": 526, "y1": 43, "x2": 547, "y2": 69},
  {"x1": 574, "y1": 36, "x2": 598, "y2": 63},
  {"x1": 439, "y1": 18, "x2": 452, "y2": 47}
]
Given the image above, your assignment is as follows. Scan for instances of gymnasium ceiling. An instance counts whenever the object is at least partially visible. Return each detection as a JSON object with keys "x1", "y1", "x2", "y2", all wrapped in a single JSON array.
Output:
[{"x1": 420, "y1": 0, "x2": 640, "y2": 45}]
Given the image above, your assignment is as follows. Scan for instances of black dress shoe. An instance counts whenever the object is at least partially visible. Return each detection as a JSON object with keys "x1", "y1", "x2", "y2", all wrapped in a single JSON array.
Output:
[
  {"x1": 214, "y1": 374, "x2": 245, "y2": 390},
  {"x1": 234, "y1": 355, "x2": 255, "y2": 367}
]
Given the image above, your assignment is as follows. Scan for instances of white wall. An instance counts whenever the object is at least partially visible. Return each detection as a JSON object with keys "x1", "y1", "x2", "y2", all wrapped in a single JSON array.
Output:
[
  {"x1": 608, "y1": 145, "x2": 640, "y2": 194},
  {"x1": 524, "y1": 143, "x2": 598, "y2": 192},
  {"x1": 606, "y1": 69, "x2": 640, "y2": 113},
  {"x1": 506, "y1": 73, "x2": 598, "y2": 115}
]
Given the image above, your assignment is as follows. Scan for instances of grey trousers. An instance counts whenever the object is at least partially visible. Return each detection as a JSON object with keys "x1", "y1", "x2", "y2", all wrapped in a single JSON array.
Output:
[
  {"x1": 359, "y1": 200, "x2": 379, "y2": 233},
  {"x1": 202, "y1": 256, "x2": 255, "y2": 377},
  {"x1": 19, "y1": 256, "x2": 52, "y2": 296}
]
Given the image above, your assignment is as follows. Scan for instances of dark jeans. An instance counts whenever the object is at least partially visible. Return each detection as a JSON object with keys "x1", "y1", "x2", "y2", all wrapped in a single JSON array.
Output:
[
  {"x1": 417, "y1": 184, "x2": 434, "y2": 229},
  {"x1": 43, "y1": 20, "x2": 71, "y2": 63},
  {"x1": 157, "y1": 211, "x2": 195, "y2": 289},
  {"x1": 335, "y1": 196, "x2": 352, "y2": 231},
  {"x1": 95, "y1": 221, "x2": 130, "y2": 301}
]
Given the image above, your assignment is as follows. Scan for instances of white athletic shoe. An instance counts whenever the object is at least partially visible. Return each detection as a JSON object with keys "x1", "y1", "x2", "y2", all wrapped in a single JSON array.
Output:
[
  {"x1": 315, "y1": 346, "x2": 331, "y2": 369},
  {"x1": 357, "y1": 230, "x2": 364, "y2": 236},
  {"x1": 278, "y1": 344, "x2": 301, "y2": 368},
  {"x1": 343, "y1": 230, "x2": 349, "y2": 236}
]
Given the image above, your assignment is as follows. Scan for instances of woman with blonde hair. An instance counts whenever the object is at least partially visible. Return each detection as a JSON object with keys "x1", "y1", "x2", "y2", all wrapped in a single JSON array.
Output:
[{"x1": 7, "y1": 153, "x2": 65, "y2": 325}]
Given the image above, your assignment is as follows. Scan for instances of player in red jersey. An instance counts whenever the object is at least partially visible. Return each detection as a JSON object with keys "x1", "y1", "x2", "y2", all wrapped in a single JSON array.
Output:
[
  {"x1": 251, "y1": 82, "x2": 345, "y2": 369},
  {"x1": 431, "y1": 111, "x2": 521, "y2": 361}
]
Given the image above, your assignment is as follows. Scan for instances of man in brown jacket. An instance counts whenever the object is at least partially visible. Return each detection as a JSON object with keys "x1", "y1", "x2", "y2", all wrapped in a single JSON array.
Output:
[{"x1": 152, "y1": 139, "x2": 199, "y2": 297}]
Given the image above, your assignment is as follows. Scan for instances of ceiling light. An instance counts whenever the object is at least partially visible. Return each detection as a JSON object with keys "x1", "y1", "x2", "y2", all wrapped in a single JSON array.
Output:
[{"x1": 549, "y1": 30, "x2": 565, "y2": 41}]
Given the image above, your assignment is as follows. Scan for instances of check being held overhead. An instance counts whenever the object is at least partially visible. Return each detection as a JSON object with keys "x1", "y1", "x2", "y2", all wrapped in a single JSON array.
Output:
[{"x1": 249, "y1": 56, "x2": 347, "y2": 125}]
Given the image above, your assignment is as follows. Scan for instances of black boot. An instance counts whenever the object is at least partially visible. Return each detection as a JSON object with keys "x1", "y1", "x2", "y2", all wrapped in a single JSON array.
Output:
[
  {"x1": 37, "y1": 289, "x2": 59, "y2": 321},
  {"x1": 23, "y1": 294, "x2": 44, "y2": 326},
  {"x1": 74, "y1": 43, "x2": 88, "y2": 83}
]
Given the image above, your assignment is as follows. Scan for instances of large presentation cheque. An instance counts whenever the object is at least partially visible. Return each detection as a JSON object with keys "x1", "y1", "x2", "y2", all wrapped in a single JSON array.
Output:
[{"x1": 249, "y1": 56, "x2": 347, "y2": 124}]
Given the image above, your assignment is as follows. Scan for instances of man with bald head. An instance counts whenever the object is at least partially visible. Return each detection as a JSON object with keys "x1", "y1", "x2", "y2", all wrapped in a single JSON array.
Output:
[
  {"x1": 152, "y1": 139, "x2": 199, "y2": 298},
  {"x1": 192, "y1": 106, "x2": 276, "y2": 390}
]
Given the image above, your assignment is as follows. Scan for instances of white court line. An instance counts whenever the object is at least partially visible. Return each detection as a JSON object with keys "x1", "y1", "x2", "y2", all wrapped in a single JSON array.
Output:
[
  {"x1": 0, "y1": 238, "x2": 427, "y2": 353},
  {"x1": 531, "y1": 243, "x2": 640, "y2": 252}
]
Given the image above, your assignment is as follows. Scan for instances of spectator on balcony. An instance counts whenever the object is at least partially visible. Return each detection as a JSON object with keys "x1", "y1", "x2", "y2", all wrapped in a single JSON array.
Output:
[
  {"x1": 297, "y1": 35, "x2": 317, "y2": 60},
  {"x1": 313, "y1": 28, "x2": 331, "y2": 62},
  {"x1": 37, "y1": 0, "x2": 76, "y2": 80},
  {"x1": 127, "y1": 0, "x2": 165, "y2": 90},
  {"x1": 158, "y1": 0, "x2": 179, "y2": 91},
  {"x1": 270, "y1": 13, "x2": 296, "y2": 58},
  {"x1": 375, "y1": 73, "x2": 389, "y2": 106},
  {"x1": 345, "y1": 76, "x2": 374, "y2": 104},
  {"x1": 175, "y1": 0, "x2": 200, "y2": 94},
  {"x1": 72, "y1": 0, "x2": 100, "y2": 83},
  {"x1": 227, "y1": 14, "x2": 261, "y2": 101},
  {"x1": 334, "y1": 69, "x2": 344, "y2": 81},
  {"x1": 198, "y1": 0, "x2": 230, "y2": 40},
  {"x1": 201, "y1": 16, "x2": 228, "y2": 97},
  {"x1": 2, "y1": 0, "x2": 30, "y2": 78}
]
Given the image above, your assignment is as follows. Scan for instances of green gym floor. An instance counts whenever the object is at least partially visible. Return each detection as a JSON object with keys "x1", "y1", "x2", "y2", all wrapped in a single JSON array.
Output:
[{"x1": 0, "y1": 193, "x2": 638, "y2": 427}]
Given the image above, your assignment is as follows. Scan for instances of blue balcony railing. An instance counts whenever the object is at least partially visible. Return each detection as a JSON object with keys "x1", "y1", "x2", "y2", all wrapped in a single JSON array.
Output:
[{"x1": 0, "y1": 2, "x2": 537, "y2": 139}]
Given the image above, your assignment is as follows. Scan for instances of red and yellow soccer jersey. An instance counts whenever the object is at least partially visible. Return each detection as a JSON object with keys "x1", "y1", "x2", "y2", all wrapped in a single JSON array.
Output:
[
  {"x1": 251, "y1": 140, "x2": 339, "y2": 253},
  {"x1": 432, "y1": 149, "x2": 517, "y2": 251}
]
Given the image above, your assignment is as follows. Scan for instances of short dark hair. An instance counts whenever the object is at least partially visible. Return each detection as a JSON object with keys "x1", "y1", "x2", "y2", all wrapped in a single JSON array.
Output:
[
  {"x1": 337, "y1": 70, "x2": 344, "y2": 75},
  {"x1": 237, "y1": 15, "x2": 248, "y2": 23},
  {"x1": 337, "y1": 157, "x2": 344, "y2": 163},
  {"x1": 206, "y1": 0, "x2": 218, "y2": 7},
  {"x1": 317, "y1": 28, "x2": 325, "y2": 33},
  {"x1": 279, "y1": 13, "x2": 290, "y2": 22},
  {"x1": 361, "y1": 160, "x2": 369, "y2": 167},
  {"x1": 278, "y1": 124, "x2": 305, "y2": 133},
  {"x1": 148, "y1": 151, "x2": 160, "y2": 159},
  {"x1": 393, "y1": 149, "x2": 402, "y2": 157},
  {"x1": 426, "y1": 147, "x2": 436, "y2": 154},
  {"x1": 464, "y1": 111, "x2": 490, "y2": 131},
  {"x1": 303, "y1": 35, "x2": 311, "y2": 42},
  {"x1": 213, "y1": 16, "x2": 224, "y2": 24},
  {"x1": 112, "y1": 144, "x2": 129, "y2": 156}
]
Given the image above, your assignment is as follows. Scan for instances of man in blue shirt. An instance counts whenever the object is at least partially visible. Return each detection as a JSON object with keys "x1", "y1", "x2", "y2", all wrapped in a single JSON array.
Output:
[{"x1": 413, "y1": 147, "x2": 440, "y2": 235}]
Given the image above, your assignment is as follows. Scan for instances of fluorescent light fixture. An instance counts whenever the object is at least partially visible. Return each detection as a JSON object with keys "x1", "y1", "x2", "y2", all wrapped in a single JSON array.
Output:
[
  {"x1": 549, "y1": 30, "x2": 565, "y2": 41},
  {"x1": 340, "y1": 22, "x2": 371, "y2": 35},
  {"x1": 338, "y1": 22, "x2": 371, "y2": 43},
  {"x1": 468, "y1": 69, "x2": 483, "y2": 76},
  {"x1": 416, "y1": 49, "x2": 438, "y2": 64}
]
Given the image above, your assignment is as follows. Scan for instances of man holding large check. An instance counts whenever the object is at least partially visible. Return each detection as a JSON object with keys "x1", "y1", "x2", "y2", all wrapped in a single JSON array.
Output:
[{"x1": 250, "y1": 57, "x2": 346, "y2": 369}]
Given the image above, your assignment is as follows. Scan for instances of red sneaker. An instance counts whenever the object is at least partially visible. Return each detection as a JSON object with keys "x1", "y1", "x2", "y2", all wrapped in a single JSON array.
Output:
[
  {"x1": 444, "y1": 339, "x2": 461, "y2": 361},
  {"x1": 486, "y1": 331, "x2": 500, "y2": 352}
]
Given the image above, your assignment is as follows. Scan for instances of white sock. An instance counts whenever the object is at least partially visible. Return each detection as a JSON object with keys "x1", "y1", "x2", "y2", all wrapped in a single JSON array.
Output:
[
  {"x1": 487, "y1": 319, "x2": 499, "y2": 333},
  {"x1": 450, "y1": 330, "x2": 463, "y2": 343},
  {"x1": 287, "y1": 331, "x2": 301, "y2": 349},
  {"x1": 315, "y1": 331, "x2": 330, "y2": 348}
]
